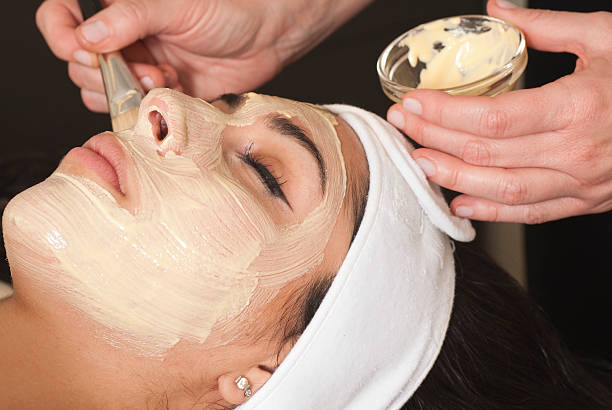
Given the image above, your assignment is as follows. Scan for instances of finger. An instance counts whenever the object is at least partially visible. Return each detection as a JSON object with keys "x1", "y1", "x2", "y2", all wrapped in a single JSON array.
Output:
[
  {"x1": 120, "y1": 43, "x2": 182, "y2": 89},
  {"x1": 411, "y1": 149, "x2": 577, "y2": 206},
  {"x1": 81, "y1": 89, "x2": 109, "y2": 113},
  {"x1": 450, "y1": 194, "x2": 584, "y2": 224},
  {"x1": 69, "y1": 61, "x2": 168, "y2": 95},
  {"x1": 487, "y1": 0, "x2": 610, "y2": 56},
  {"x1": 389, "y1": 107, "x2": 551, "y2": 168},
  {"x1": 388, "y1": 81, "x2": 572, "y2": 139},
  {"x1": 36, "y1": 0, "x2": 97, "y2": 66},
  {"x1": 157, "y1": 64, "x2": 180, "y2": 88},
  {"x1": 130, "y1": 63, "x2": 167, "y2": 91},
  {"x1": 75, "y1": 0, "x2": 170, "y2": 54},
  {"x1": 68, "y1": 62, "x2": 105, "y2": 94}
]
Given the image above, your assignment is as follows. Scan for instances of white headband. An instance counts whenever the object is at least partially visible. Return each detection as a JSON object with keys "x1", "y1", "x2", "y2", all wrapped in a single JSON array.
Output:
[{"x1": 238, "y1": 105, "x2": 475, "y2": 409}]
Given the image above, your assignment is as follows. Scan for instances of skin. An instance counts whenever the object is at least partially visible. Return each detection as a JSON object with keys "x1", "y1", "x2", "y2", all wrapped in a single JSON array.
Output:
[
  {"x1": 388, "y1": 0, "x2": 612, "y2": 223},
  {"x1": 35, "y1": 0, "x2": 374, "y2": 111},
  {"x1": 0, "y1": 91, "x2": 368, "y2": 408}
]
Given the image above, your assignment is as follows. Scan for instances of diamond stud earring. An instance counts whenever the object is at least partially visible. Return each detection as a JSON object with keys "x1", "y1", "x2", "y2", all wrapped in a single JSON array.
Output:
[{"x1": 235, "y1": 376, "x2": 253, "y2": 397}]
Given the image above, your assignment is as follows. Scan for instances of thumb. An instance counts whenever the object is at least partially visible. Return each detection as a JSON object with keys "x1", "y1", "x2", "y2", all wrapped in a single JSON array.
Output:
[
  {"x1": 75, "y1": 0, "x2": 165, "y2": 53},
  {"x1": 487, "y1": 0, "x2": 599, "y2": 56}
]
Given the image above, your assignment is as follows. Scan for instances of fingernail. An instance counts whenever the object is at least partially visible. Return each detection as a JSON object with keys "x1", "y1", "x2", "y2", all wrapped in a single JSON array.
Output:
[
  {"x1": 496, "y1": 0, "x2": 519, "y2": 8},
  {"x1": 80, "y1": 20, "x2": 110, "y2": 43},
  {"x1": 455, "y1": 206, "x2": 474, "y2": 218},
  {"x1": 387, "y1": 110, "x2": 405, "y2": 129},
  {"x1": 140, "y1": 76, "x2": 155, "y2": 90},
  {"x1": 402, "y1": 98, "x2": 422, "y2": 115},
  {"x1": 415, "y1": 157, "x2": 435, "y2": 177},
  {"x1": 73, "y1": 49, "x2": 93, "y2": 66}
]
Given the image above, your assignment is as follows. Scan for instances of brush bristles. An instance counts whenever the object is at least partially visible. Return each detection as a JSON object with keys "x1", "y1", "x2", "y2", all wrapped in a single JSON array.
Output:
[{"x1": 111, "y1": 108, "x2": 140, "y2": 132}]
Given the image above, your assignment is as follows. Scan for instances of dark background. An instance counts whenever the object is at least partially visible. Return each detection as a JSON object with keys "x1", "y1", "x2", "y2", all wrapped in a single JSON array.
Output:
[
  {"x1": 2, "y1": 0, "x2": 610, "y2": 366},
  {"x1": 521, "y1": 0, "x2": 612, "y2": 367}
]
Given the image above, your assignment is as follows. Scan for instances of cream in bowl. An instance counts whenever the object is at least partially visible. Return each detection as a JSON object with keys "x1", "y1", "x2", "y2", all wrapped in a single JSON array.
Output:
[{"x1": 377, "y1": 15, "x2": 527, "y2": 101}]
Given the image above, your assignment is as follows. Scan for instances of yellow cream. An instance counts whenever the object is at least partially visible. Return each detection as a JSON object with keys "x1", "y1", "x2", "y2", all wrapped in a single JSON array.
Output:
[
  {"x1": 3, "y1": 90, "x2": 346, "y2": 355},
  {"x1": 399, "y1": 17, "x2": 520, "y2": 89}
]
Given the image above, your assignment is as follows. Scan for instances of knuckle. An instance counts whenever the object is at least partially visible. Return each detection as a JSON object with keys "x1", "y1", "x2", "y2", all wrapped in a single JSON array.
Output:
[
  {"x1": 447, "y1": 168, "x2": 461, "y2": 190},
  {"x1": 522, "y1": 8, "x2": 549, "y2": 25},
  {"x1": 488, "y1": 205, "x2": 500, "y2": 222},
  {"x1": 461, "y1": 140, "x2": 492, "y2": 166},
  {"x1": 119, "y1": 0, "x2": 150, "y2": 35},
  {"x1": 576, "y1": 85, "x2": 605, "y2": 122},
  {"x1": 479, "y1": 107, "x2": 509, "y2": 137},
  {"x1": 571, "y1": 139, "x2": 601, "y2": 168},
  {"x1": 410, "y1": 118, "x2": 427, "y2": 145},
  {"x1": 496, "y1": 176, "x2": 527, "y2": 205},
  {"x1": 36, "y1": 2, "x2": 67, "y2": 60},
  {"x1": 523, "y1": 206, "x2": 545, "y2": 225},
  {"x1": 35, "y1": 0, "x2": 60, "y2": 31},
  {"x1": 433, "y1": 98, "x2": 446, "y2": 125},
  {"x1": 35, "y1": 2, "x2": 48, "y2": 31},
  {"x1": 563, "y1": 81, "x2": 605, "y2": 125},
  {"x1": 550, "y1": 81, "x2": 576, "y2": 127},
  {"x1": 585, "y1": 86, "x2": 607, "y2": 122},
  {"x1": 583, "y1": 181, "x2": 612, "y2": 206},
  {"x1": 571, "y1": 177, "x2": 590, "y2": 199}
]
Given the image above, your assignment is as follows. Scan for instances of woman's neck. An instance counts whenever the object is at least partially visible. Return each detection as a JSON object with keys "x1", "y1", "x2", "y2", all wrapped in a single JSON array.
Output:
[
  {"x1": 0, "y1": 286, "x2": 153, "y2": 408},
  {"x1": 0, "y1": 280, "x2": 225, "y2": 409}
]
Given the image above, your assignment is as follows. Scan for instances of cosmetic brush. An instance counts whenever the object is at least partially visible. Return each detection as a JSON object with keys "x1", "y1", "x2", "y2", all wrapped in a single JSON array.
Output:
[{"x1": 78, "y1": 0, "x2": 145, "y2": 131}]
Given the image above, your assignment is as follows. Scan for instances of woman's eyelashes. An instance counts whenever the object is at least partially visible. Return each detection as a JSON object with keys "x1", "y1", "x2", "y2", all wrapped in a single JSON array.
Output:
[{"x1": 239, "y1": 143, "x2": 291, "y2": 208}]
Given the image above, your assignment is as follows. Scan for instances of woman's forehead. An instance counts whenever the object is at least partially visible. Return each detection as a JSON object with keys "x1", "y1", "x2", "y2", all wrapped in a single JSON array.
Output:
[{"x1": 212, "y1": 92, "x2": 337, "y2": 129}]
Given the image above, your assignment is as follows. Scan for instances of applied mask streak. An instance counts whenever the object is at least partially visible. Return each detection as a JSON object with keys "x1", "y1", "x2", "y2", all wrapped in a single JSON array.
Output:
[{"x1": 3, "y1": 91, "x2": 346, "y2": 355}]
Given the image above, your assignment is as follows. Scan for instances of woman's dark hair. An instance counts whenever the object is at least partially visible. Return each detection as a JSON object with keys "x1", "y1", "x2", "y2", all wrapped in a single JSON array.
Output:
[{"x1": 284, "y1": 242, "x2": 612, "y2": 409}]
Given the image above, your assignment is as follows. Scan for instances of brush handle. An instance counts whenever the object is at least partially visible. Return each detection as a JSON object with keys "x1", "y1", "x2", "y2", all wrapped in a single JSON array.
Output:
[
  {"x1": 98, "y1": 52, "x2": 144, "y2": 122},
  {"x1": 76, "y1": 0, "x2": 145, "y2": 131}
]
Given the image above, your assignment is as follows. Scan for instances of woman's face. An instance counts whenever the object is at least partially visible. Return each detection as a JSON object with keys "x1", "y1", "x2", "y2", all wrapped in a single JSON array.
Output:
[{"x1": 2, "y1": 89, "x2": 364, "y2": 355}]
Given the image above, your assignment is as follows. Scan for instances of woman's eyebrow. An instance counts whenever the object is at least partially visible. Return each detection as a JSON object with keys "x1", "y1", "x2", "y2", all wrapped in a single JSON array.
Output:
[
  {"x1": 212, "y1": 93, "x2": 246, "y2": 108},
  {"x1": 266, "y1": 115, "x2": 326, "y2": 192}
]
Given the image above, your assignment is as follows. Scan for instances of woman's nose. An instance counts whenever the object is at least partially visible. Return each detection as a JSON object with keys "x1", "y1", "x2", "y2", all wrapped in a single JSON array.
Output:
[
  {"x1": 135, "y1": 89, "x2": 227, "y2": 169},
  {"x1": 134, "y1": 89, "x2": 226, "y2": 169},
  {"x1": 135, "y1": 89, "x2": 190, "y2": 156}
]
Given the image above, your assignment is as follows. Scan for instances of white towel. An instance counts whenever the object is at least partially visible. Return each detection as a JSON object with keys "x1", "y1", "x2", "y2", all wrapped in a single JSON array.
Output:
[{"x1": 238, "y1": 105, "x2": 475, "y2": 409}]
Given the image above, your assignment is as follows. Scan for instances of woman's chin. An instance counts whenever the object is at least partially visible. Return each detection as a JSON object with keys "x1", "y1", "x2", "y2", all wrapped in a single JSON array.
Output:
[{"x1": 2, "y1": 209, "x2": 64, "y2": 287}]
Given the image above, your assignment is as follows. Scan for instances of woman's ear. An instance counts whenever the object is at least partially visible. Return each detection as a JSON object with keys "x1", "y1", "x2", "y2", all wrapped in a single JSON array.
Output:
[{"x1": 218, "y1": 365, "x2": 274, "y2": 405}]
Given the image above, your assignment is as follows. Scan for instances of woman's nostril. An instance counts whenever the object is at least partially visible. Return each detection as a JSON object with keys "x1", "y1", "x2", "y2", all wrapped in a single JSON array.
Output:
[
  {"x1": 159, "y1": 115, "x2": 168, "y2": 141},
  {"x1": 149, "y1": 110, "x2": 169, "y2": 142}
]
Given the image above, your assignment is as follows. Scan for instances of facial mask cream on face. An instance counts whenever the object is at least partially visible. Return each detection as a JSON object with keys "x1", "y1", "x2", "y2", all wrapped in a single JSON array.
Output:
[{"x1": 3, "y1": 90, "x2": 346, "y2": 355}]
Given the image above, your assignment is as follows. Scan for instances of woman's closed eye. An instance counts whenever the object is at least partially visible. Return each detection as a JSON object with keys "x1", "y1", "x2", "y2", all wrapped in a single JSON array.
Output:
[{"x1": 239, "y1": 142, "x2": 291, "y2": 209}]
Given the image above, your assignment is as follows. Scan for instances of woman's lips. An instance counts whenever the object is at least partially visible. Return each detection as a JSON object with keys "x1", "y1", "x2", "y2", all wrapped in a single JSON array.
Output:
[
  {"x1": 67, "y1": 146, "x2": 121, "y2": 192},
  {"x1": 64, "y1": 132, "x2": 129, "y2": 195}
]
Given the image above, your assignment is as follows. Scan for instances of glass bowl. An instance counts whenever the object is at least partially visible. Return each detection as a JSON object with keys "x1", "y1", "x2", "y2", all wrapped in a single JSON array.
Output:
[{"x1": 377, "y1": 15, "x2": 527, "y2": 102}]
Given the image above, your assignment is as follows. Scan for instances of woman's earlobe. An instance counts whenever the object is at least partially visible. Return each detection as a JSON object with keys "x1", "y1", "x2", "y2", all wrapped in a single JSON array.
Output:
[{"x1": 218, "y1": 366, "x2": 273, "y2": 405}]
